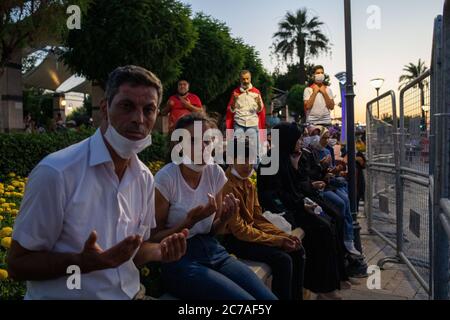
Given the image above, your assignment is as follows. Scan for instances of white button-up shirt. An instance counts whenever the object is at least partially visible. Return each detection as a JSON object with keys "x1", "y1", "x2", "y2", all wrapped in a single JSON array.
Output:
[
  {"x1": 12, "y1": 129, "x2": 156, "y2": 300},
  {"x1": 232, "y1": 90, "x2": 261, "y2": 127}
]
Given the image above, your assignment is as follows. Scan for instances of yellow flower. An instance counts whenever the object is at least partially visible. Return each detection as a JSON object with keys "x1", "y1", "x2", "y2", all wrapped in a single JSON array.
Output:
[
  {"x1": 0, "y1": 198, "x2": 5, "y2": 204},
  {"x1": 1, "y1": 203, "x2": 9, "y2": 208},
  {"x1": 4, "y1": 192, "x2": 11, "y2": 197},
  {"x1": 0, "y1": 215, "x2": 3, "y2": 220},
  {"x1": 8, "y1": 172, "x2": 16, "y2": 178},
  {"x1": 1, "y1": 236, "x2": 12, "y2": 249},
  {"x1": 0, "y1": 227, "x2": 12, "y2": 237},
  {"x1": 9, "y1": 203, "x2": 16, "y2": 207},
  {"x1": 0, "y1": 269, "x2": 8, "y2": 280},
  {"x1": 140, "y1": 267, "x2": 150, "y2": 277},
  {"x1": 6, "y1": 186, "x2": 15, "y2": 191},
  {"x1": 10, "y1": 209, "x2": 19, "y2": 215}
]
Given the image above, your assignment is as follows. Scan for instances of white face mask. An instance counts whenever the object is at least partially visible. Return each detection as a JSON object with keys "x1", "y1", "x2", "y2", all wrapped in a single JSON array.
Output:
[
  {"x1": 309, "y1": 135, "x2": 321, "y2": 148},
  {"x1": 315, "y1": 74, "x2": 325, "y2": 83},
  {"x1": 231, "y1": 167, "x2": 254, "y2": 180},
  {"x1": 104, "y1": 124, "x2": 152, "y2": 159},
  {"x1": 328, "y1": 138, "x2": 337, "y2": 147},
  {"x1": 303, "y1": 136, "x2": 312, "y2": 148}
]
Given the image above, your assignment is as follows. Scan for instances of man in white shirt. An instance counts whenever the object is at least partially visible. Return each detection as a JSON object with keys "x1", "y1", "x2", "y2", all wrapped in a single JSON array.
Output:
[
  {"x1": 7, "y1": 65, "x2": 188, "y2": 300},
  {"x1": 303, "y1": 65, "x2": 335, "y2": 126},
  {"x1": 226, "y1": 70, "x2": 266, "y2": 160}
]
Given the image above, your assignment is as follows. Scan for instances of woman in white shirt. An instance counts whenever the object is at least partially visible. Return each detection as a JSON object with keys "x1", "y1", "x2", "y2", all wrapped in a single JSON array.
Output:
[{"x1": 151, "y1": 113, "x2": 277, "y2": 300}]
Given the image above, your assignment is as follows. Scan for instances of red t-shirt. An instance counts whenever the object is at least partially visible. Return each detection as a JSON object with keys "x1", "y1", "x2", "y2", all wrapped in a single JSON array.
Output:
[{"x1": 168, "y1": 93, "x2": 203, "y2": 130}]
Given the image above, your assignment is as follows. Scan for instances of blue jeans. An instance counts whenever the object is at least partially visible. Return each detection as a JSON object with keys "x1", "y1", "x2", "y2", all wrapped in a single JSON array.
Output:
[
  {"x1": 321, "y1": 188, "x2": 354, "y2": 242},
  {"x1": 161, "y1": 234, "x2": 277, "y2": 300},
  {"x1": 233, "y1": 123, "x2": 260, "y2": 164}
]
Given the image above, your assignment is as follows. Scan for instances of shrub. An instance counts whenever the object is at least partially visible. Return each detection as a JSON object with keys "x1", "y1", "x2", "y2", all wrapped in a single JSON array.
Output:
[{"x1": 0, "y1": 129, "x2": 168, "y2": 177}]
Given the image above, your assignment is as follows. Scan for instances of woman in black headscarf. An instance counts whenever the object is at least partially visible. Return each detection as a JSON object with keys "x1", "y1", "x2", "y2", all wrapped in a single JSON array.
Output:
[{"x1": 257, "y1": 122, "x2": 348, "y2": 299}]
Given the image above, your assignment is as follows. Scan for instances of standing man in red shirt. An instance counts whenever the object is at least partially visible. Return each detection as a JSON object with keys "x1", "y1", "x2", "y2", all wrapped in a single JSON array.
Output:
[{"x1": 161, "y1": 79, "x2": 203, "y2": 131}]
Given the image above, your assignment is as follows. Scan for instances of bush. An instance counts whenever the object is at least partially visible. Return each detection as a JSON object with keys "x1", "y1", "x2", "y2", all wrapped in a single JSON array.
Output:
[
  {"x1": 287, "y1": 84, "x2": 307, "y2": 120},
  {"x1": 0, "y1": 129, "x2": 168, "y2": 177}
]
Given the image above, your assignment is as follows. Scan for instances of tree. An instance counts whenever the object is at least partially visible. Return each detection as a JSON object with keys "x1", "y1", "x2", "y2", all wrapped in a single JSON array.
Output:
[
  {"x1": 0, "y1": 0, "x2": 90, "y2": 76},
  {"x1": 206, "y1": 41, "x2": 273, "y2": 115},
  {"x1": 398, "y1": 59, "x2": 428, "y2": 89},
  {"x1": 399, "y1": 59, "x2": 429, "y2": 130},
  {"x1": 272, "y1": 8, "x2": 331, "y2": 85},
  {"x1": 62, "y1": 0, "x2": 197, "y2": 88},
  {"x1": 176, "y1": 14, "x2": 245, "y2": 105},
  {"x1": 286, "y1": 84, "x2": 307, "y2": 120}
]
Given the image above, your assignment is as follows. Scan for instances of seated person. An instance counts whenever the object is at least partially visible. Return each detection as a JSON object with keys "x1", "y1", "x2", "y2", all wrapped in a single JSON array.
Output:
[
  {"x1": 257, "y1": 122, "x2": 349, "y2": 300},
  {"x1": 151, "y1": 113, "x2": 277, "y2": 300},
  {"x1": 222, "y1": 138, "x2": 305, "y2": 300},
  {"x1": 304, "y1": 125, "x2": 361, "y2": 256}
]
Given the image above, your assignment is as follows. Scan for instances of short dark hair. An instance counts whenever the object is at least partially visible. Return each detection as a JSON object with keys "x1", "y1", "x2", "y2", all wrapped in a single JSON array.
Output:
[
  {"x1": 174, "y1": 112, "x2": 217, "y2": 131},
  {"x1": 313, "y1": 65, "x2": 324, "y2": 74},
  {"x1": 105, "y1": 65, "x2": 163, "y2": 106},
  {"x1": 178, "y1": 79, "x2": 189, "y2": 85},
  {"x1": 240, "y1": 70, "x2": 252, "y2": 77}
]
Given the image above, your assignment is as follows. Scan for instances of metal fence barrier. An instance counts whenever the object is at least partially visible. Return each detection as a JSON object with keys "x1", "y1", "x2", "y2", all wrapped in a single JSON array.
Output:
[
  {"x1": 365, "y1": 1, "x2": 450, "y2": 299},
  {"x1": 366, "y1": 91, "x2": 399, "y2": 248}
]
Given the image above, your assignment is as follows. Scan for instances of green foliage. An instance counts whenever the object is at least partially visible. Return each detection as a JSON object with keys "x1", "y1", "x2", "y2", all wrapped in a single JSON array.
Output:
[
  {"x1": 0, "y1": 129, "x2": 168, "y2": 177},
  {"x1": 0, "y1": 1, "x2": 91, "y2": 73},
  {"x1": 176, "y1": 14, "x2": 245, "y2": 105},
  {"x1": 286, "y1": 84, "x2": 307, "y2": 117},
  {"x1": 206, "y1": 41, "x2": 273, "y2": 115},
  {"x1": 22, "y1": 88, "x2": 54, "y2": 127},
  {"x1": 62, "y1": 0, "x2": 197, "y2": 88}
]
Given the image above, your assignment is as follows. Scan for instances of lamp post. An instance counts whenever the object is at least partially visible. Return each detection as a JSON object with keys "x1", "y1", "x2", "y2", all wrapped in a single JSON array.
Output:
[
  {"x1": 422, "y1": 104, "x2": 430, "y2": 131},
  {"x1": 370, "y1": 78, "x2": 384, "y2": 118}
]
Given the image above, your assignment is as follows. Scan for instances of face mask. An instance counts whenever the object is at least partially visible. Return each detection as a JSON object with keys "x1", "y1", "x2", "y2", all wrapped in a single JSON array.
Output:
[
  {"x1": 310, "y1": 135, "x2": 321, "y2": 148},
  {"x1": 104, "y1": 124, "x2": 152, "y2": 159},
  {"x1": 328, "y1": 138, "x2": 337, "y2": 147},
  {"x1": 231, "y1": 167, "x2": 254, "y2": 180},
  {"x1": 315, "y1": 74, "x2": 325, "y2": 83},
  {"x1": 303, "y1": 136, "x2": 312, "y2": 148}
]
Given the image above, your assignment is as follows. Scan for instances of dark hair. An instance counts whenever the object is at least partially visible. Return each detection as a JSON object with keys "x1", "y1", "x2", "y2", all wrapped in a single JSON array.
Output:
[
  {"x1": 313, "y1": 65, "x2": 324, "y2": 74},
  {"x1": 240, "y1": 70, "x2": 252, "y2": 77},
  {"x1": 178, "y1": 79, "x2": 189, "y2": 85},
  {"x1": 168, "y1": 112, "x2": 217, "y2": 163},
  {"x1": 308, "y1": 65, "x2": 330, "y2": 86},
  {"x1": 174, "y1": 112, "x2": 217, "y2": 131},
  {"x1": 273, "y1": 122, "x2": 303, "y2": 155},
  {"x1": 105, "y1": 65, "x2": 163, "y2": 106}
]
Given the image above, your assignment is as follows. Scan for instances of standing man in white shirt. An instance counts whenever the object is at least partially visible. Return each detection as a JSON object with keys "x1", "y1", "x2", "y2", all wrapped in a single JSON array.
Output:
[
  {"x1": 225, "y1": 70, "x2": 266, "y2": 160},
  {"x1": 7, "y1": 65, "x2": 188, "y2": 300},
  {"x1": 303, "y1": 65, "x2": 335, "y2": 127}
]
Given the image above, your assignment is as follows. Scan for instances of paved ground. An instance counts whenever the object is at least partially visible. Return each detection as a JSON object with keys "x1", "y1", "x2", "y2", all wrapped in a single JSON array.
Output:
[{"x1": 338, "y1": 215, "x2": 429, "y2": 300}]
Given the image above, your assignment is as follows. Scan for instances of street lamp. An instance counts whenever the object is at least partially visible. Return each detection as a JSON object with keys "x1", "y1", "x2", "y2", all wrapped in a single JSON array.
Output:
[
  {"x1": 422, "y1": 104, "x2": 430, "y2": 131},
  {"x1": 370, "y1": 78, "x2": 384, "y2": 118}
]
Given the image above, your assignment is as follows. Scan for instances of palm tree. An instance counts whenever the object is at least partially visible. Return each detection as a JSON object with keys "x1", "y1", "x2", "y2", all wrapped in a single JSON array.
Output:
[
  {"x1": 273, "y1": 8, "x2": 331, "y2": 85},
  {"x1": 399, "y1": 59, "x2": 429, "y2": 130},
  {"x1": 398, "y1": 59, "x2": 428, "y2": 89}
]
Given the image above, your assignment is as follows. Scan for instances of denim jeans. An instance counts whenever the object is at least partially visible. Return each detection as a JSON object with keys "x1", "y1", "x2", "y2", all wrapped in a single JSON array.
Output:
[
  {"x1": 161, "y1": 234, "x2": 277, "y2": 300},
  {"x1": 233, "y1": 123, "x2": 260, "y2": 161},
  {"x1": 321, "y1": 188, "x2": 354, "y2": 242},
  {"x1": 224, "y1": 236, "x2": 305, "y2": 300}
]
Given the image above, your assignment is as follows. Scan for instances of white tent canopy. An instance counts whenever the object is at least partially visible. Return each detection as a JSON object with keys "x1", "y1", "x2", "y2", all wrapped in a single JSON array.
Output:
[{"x1": 23, "y1": 52, "x2": 72, "y2": 91}]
